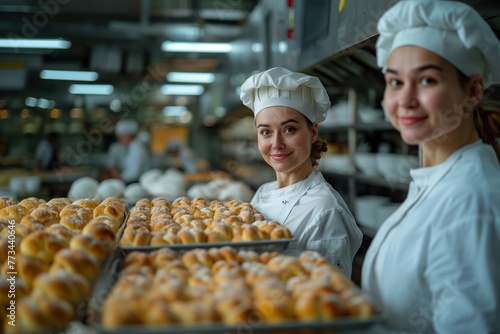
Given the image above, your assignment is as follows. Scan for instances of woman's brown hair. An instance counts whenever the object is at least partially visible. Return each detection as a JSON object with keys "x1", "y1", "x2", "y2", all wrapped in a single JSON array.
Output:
[
  {"x1": 306, "y1": 119, "x2": 328, "y2": 167},
  {"x1": 458, "y1": 70, "x2": 500, "y2": 163}
]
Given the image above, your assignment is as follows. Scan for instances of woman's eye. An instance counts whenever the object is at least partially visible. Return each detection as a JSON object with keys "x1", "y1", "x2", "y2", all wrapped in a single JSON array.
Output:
[
  {"x1": 284, "y1": 127, "x2": 296, "y2": 133},
  {"x1": 388, "y1": 79, "x2": 401, "y2": 87},
  {"x1": 421, "y1": 77, "x2": 436, "y2": 85},
  {"x1": 260, "y1": 129, "x2": 270, "y2": 136}
]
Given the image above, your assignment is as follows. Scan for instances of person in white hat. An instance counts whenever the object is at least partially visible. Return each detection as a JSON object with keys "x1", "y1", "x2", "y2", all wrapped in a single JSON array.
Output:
[
  {"x1": 240, "y1": 67, "x2": 362, "y2": 278},
  {"x1": 108, "y1": 119, "x2": 151, "y2": 184},
  {"x1": 361, "y1": 1, "x2": 500, "y2": 333}
]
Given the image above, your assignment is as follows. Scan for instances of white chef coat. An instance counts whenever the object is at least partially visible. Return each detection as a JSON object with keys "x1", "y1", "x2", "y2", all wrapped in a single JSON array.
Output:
[
  {"x1": 362, "y1": 140, "x2": 500, "y2": 334},
  {"x1": 108, "y1": 138, "x2": 151, "y2": 184},
  {"x1": 251, "y1": 171, "x2": 363, "y2": 278}
]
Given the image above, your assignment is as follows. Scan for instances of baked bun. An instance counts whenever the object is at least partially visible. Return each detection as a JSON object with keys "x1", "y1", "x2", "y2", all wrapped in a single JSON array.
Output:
[
  {"x1": 32, "y1": 270, "x2": 90, "y2": 306},
  {"x1": 82, "y1": 222, "x2": 115, "y2": 244},
  {"x1": 89, "y1": 216, "x2": 121, "y2": 233},
  {"x1": 45, "y1": 223, "x2": 73, "y2": 242},
  {"x1": 0, "y1": 197, "x2": 18, "y2": 210},
  {"x1": 93, "y1": 204, "x2": 124, "y2": 223},
  {"x1": 20, "y1": 230, "x2": 68, "y2": 264},
  {"x1": 1, "y1": 254, "x2": 49, "y2": 287},
  {"x1": 70, "y1": 234, "x2": 113, "y2": 260},
  {"x1": 72, "y1": 198, "x2": 100, "y2": 210},
  {"x1": 18, "y1": 197, "x2": 42, "y2": 213},
  {"x1": 49, "y1": 248, "x2": 99, "y2": 281}
]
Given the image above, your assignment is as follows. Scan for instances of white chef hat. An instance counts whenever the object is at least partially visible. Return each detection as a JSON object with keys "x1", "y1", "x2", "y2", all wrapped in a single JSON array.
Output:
[
  {"x1": 377, "y1": 0, "x2": 500, "y2": 88},
  {"x1": 240, "y1": 67, "x2": 331, "y2": 123},
  {"x1": 115, "y1": 119, "x2": 139, "y2": 136}
]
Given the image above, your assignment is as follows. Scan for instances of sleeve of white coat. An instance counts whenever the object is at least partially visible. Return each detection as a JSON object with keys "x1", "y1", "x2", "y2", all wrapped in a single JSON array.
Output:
[
  {"x1": 302, "y1": 208, "x2": 363, "y2": 279},
  {"x1": 121, "y1": 141, "x2": 147, "y2": 183},
  {"x1": 425, "y1": 215, "x2": 499, "y2": 333}
]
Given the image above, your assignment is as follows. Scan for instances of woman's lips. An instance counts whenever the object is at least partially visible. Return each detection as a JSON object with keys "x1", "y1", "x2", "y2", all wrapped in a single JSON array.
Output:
[
  {"x1": 271, "y1": 153, "x2": 292, "y2": 161},
  {"x1": 400, "y1": 116, "x2": 426, "y2": 126}
]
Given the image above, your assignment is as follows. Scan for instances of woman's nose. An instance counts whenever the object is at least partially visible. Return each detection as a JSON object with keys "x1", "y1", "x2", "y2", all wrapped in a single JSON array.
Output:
[
  {"x1": 272, "y1": 133, "x2": 285, "y2": 150},
  {"x1": 399, "y1": 84, "x2": 418, "y2": 109}
]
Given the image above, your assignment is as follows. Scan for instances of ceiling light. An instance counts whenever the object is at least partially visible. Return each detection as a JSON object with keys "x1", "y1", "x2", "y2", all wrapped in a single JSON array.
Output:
[
  {"x1": 161, "y1": 41, "x2": 232, "y2": 53},
  {"x1": 69, "y1": 84, "x2": 114, "y2": 95},
  {"x1": 0, "y1": 39, "x2": 71, "y2": 49},
  {"x1": 163, "y1": 106, "x2": 187, "y2": 116},
  {"x1": 161, "y1": 84, "x2": 204, "y2": 96},
  {"x1": 167, "y1": 72, "x2": 215, "y2": 83},
  {"x1": 40, "y1": 70, "x2": 98, "y2": 81}
]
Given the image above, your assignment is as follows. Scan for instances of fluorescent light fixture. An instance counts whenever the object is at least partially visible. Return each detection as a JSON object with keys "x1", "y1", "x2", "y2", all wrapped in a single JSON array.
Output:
[
  {"x1": 167, "y1": 72, "x2": 215, "y2": 84},
  {"x1": 0, "y1": 39, "x2": 71, "y2": 49},
  {"x1": 161, "y1": 84, "x2": 204, "y2": 96},
  {"x1": 69, "y1": 84, "x2": 114, "y2": 95},
  {"x1": 163, "y1": 106, "x2": 187, "y2": 116},
  {"x1": 40, "y1": 70, "x2": 98, "y2": 81},
  {"x1": 161, "y1": 41, "x2": 232, "y2": 53}
]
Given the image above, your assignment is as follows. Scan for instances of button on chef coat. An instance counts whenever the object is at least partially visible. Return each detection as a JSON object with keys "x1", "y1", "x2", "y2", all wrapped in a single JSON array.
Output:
[
  {"x1": 108, "y1": 138, "x2": 150, "y2": 184},
  {"x1": 362, "y1": 140, "x2": 500, "y2": 333},
  {"x1": 251, "y1": 171, "x2": 362, "y2": 278}
]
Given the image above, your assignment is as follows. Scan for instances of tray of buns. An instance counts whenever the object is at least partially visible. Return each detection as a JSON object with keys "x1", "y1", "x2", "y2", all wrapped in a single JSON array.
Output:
[
  {"x1": 88, "y1": 246, "x2": 384, "y2": 333},
  {"x1": 117, "y1": 197, "x2": 295, "y2": 252},
  {"x1": 0, "y1": 195, "x2": 129, "y2": 334}
]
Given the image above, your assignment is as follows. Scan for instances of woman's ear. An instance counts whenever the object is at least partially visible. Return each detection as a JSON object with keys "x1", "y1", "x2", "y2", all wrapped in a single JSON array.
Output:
[
  {"x1": 467, "y1": 74, "x2": 484, "y2": 108},
  {"x1": 310, "y1": 122, "x2": 319, "y2": 143}
]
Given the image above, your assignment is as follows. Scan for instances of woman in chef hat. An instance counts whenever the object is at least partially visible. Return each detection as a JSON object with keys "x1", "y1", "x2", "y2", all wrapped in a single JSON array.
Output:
[
  {"x1": 240, "y1": 67, "x2": 362, "y2": 278},
  {"x1": 362, "y1": 1, "x2": 500, "y2": 333}
]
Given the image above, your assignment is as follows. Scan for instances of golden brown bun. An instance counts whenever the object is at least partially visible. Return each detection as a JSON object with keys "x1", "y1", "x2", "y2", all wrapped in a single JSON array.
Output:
[
  {"x1": 1, "y1": 222, "x2": 33, "y2": 239},
  {"x1": 170, "y1": 301, "x2": 219, "y2": 324},
  {"x1": 72, "y1": 198, "x2": 100, "y2": 210},
  {"x1": 0, "y1": 197, "x2": 18, "y2": 210},
  {"x1": 0, "y1": 205, "x2": 27, "y2": 223},
  {"x1": 70, "y1": 234, "x2": 113, "y2": 260},
  {"x1": 135, "y1": 198, "x2": 152, "y2": 208},
  {"x1": 20, "y1": 230, "x2": 68, "y2": 264},
  {"x1": 82, "y1": 222, "x2": 115, "y2": 244},
  {"x1": 89, "y1": 215, "x2": 121, "y2": 233},
  {"x1": 1, "y1": 254, "x2": 49, "y2": 287},
  {"x1": 171, "y1": 196, "x2": 191, "y2": 208},
  {"x1": 5, "y1": 296, "x2": 74, "y2": 333},
  {"x1": 123, "y1": 251, "x2": 151, "y2": 269},
  {"x1": 48, "y1": 197, "x2": 72, "y2": 211},
  {"x1": 60, "y1": 204, "x2": 93, "y2": 223},
  {"x1": 19, "y1": 215, "x2": 45, "y2": 231},
  {"x1": 241, "y1": 224, "x2": 261, "y2": 241},
  {"x1": 102, "y1": 293, "x2": 144, "y2": 328},
  {"x1": 151, "y1": 215, "x2": 175, "y2": 231},
  {"x1": 100, "y1": 197, "x2": 128, "y2": 213},
  {"x1": 31, "y1": 270, "x2": 90, "y2": 306},
  {"x1": 45, "y1": 223, "x2": 73, "y2": 242},
  {"x1": 30, "y1": 208, "x2": 60, "y2": 226},
  {"x1": 193, "y1": 207, "x2": 214, "y2": 219},
  {"x1": 49, "y1": 248, "x2": 99, "y2": 281},
  {"x1": 151, "y1": 197, "x2": 171, "y2": 209},
  {"x1": 213, "y1": 207, "x2": 232, "y2": 220},
  {"x1": 18, "y1": 197, "x2": 41, "y2": 213},
  {"x1": 120, "y1": 224, "x2": 151, "y2": 246},
  {"x1": 208, "y1": 222, "x2": 233, "y2": 240},
  {"x1": 294, "y1": 291, "x2": 344, "y2": 321},
  {"x1": 36, "y1": 202, "x2": 60, "y2": 214},
  {"x1": 149, "y1": 248, "x2": 179, "y2": 268},
  {"x1": 143, "y1": 299, "x2": 179, "y2": 325},
  {"x1": 59, "y1": 214, "x2": 87, "y2": 231},
  {"x1": 93, "y1": 204, "x2": 125, "y2": 222}
]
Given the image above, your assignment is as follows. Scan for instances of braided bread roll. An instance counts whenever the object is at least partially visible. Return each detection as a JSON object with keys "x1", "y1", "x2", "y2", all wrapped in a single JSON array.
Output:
[
  {"x1": 1, "y1": 254, "x2": 49, "y2": 287},
  {"x1": 72, "y1": 198, "x2": 100, "y2": 210},
  {"x1": 0, "y1": 197, "x2": 18, "y2": 210},
  {"x1": 18, "y1": 197, "x2": 43, "y2": 213},
  {"x1": 20, "y1": 215, "x2": 45, "y2": 231},
  {"x1": 0, "y1": 205, "x2": 27, "y2": 224},
  {"x1": 49, "y1": 248, "x2": 99, "y2": 281},
  {"x1": 45, "y1": 223, "x2": 73, "y2": 243},
  {"x1": 20, "y1": 230, "x2": 68, "y2": 264},
  {"x1": 30, "y1": 208, "x2": 60, "y2": 226},
  {"x1": 82, "y1": 222, "x2": 115, "y2": 244},
  {"x1": 89, "y1": 216, "x2": 121, "y2": 233},
  {"x1": 5, "y1": 296, "x2": 74, "y2": 333},
  {"x1": 31, "y1": 270, "x2": 90, "y2": 306},
  {"x1": 70, "y1": 234, "x2": 113, "y2": 260},
  {"x1": 0, "y1": 223, "x2": 33, "y2": 239},
  {"x1": 93, "y1": 204, "x2": 124, "y2": 223}
]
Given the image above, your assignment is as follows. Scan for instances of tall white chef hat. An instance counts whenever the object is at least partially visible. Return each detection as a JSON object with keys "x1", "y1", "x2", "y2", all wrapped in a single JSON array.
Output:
[
  {"x1": 240, "y1": 67, "x2": 331, "y2": 123},
  {"x1": 115, "y1": 119, "x2": 139, "y2": 136},
  {"x1": 377, "y1": 0, "x2": 500, "y2": 88}
]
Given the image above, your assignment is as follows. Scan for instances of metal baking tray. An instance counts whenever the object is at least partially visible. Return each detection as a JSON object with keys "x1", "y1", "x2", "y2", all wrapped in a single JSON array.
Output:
[
  {"x1": 119, "y1": 238, "x2": 295, "y2": 252},
  {"x1": 87, "y1": 248, "x2": 385, "y2": 334}
]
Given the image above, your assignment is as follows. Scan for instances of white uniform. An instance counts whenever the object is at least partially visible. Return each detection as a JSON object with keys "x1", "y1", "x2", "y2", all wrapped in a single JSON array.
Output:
[
  {"x1": 362, "y1": 140, "x2": 500, "y2": 333},
  {"x1": 108, "y1": 139, "x2": 151, "y2": 184},
  {"x1": 251, "y1": 171, "x2": 363, "y2": 278}
]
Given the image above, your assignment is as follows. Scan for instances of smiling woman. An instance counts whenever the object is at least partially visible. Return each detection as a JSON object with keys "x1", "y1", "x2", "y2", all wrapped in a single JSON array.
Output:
[
  {"x1": 240, "y1": 67, "x2": 362, "y2": 279},
  {"x1": 361, "y1": 1, "x2": 500, "y2": 333}
]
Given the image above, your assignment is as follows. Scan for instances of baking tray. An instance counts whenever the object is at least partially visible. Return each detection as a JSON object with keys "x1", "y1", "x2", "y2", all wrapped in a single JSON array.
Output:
[
  {"x1": 119, "y1": 238, "x2": 295, "y2": 252},
  {"x1": 87, "y1": 248, "x2": 385, "y2": 334}
]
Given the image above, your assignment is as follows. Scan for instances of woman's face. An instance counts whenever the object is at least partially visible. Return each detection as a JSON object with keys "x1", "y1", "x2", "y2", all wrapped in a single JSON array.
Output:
[
  {"x1": 383, "y1": 46, "x2": 473, "y2": 145},
  {"x1": 256, "y1": 106, "x2": 317, "y2": 173}
]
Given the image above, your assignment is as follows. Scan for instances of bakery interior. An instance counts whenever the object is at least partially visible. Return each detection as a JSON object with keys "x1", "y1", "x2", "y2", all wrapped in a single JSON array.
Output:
[{"x1": 0, "y1": 0, "x2": 500, "y2": 333}]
